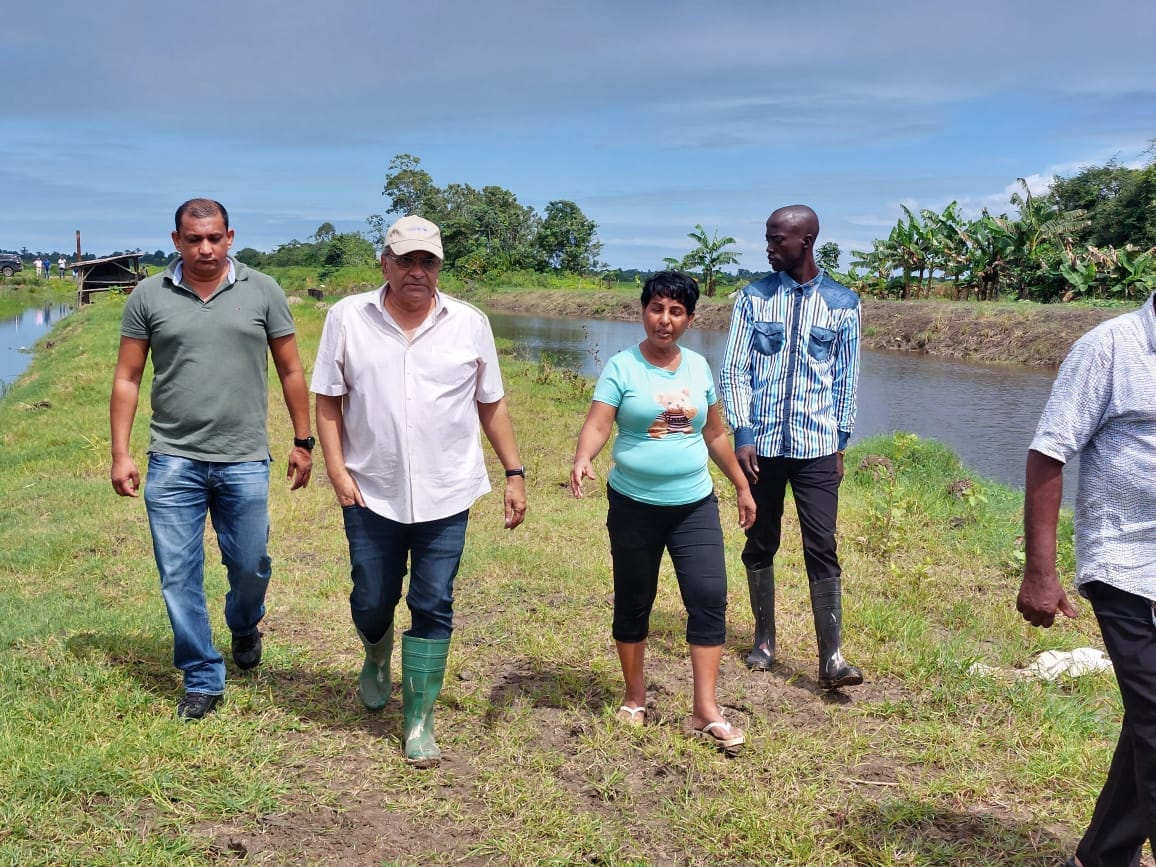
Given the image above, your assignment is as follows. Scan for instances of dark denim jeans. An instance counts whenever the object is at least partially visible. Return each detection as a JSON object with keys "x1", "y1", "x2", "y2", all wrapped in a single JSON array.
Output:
[
  {"x1": 144, "y1": 454, "x2": 271, "y2": 695},
  {"x1": 341, "y1": 505, "x2": 469, "y2": 641}
]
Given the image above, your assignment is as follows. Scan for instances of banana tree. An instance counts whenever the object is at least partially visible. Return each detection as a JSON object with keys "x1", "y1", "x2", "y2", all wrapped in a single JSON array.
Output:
[{"x1": 682, "y1": 224, "x2": 740, "y2": 297}]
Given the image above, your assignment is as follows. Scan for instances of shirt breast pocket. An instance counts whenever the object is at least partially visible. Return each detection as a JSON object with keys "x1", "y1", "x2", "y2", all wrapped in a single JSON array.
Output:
[
  {"x1": 752, "y1": 321, "x2": 785, "y2": 356},
  {"x1": 808, "y1": 326, "x2": 836, "y2": 362}
]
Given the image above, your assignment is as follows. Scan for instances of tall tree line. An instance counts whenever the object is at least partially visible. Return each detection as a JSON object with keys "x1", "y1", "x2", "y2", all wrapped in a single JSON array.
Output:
[{"x1": 366, "y1": 154, "x2": 601, "y2": 278}]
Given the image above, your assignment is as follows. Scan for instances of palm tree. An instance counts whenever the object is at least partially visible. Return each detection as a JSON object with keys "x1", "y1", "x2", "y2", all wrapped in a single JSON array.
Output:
[
  {"x1": 886, "y1": 218, "x2": 921, "y2": 300},
  {"x1": 682, "y1": 225, "x2": 740, "y2": 297},
  {"x1": 961, "y1": 212, "x2": 1014, "y2": 301},
  {"x1": 1006, "y1": 178, "x2": 1088, "y2": 300},
  {"x1": 850, "y1": 238, "x2": 899, "y2": 297},
  {"x1": 921, "y1": 202, "x2": 969, "y2": 298}
]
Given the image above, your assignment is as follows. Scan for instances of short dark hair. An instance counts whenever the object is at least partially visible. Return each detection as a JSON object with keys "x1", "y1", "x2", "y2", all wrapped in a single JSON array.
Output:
[
  {"x1": 641, "y1": 270, "x2": 699, "y2": 315},
  {"x1": 175, "y1": 198, "x2": 229, "y2": 233}
]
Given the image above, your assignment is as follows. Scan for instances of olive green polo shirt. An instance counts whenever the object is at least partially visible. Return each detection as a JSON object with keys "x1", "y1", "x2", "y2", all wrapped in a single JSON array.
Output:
[{"x1": 120, "y1": 260, "x2": 296, "y2": 462}]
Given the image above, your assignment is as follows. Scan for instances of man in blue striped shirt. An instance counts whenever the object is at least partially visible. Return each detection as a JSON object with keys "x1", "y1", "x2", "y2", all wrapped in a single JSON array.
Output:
[{"x1": 719, "y1": 205, "x2": 863, "y2": 690}]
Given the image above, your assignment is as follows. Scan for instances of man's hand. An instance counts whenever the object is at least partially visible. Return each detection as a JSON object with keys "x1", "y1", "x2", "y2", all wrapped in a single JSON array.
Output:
[
  {"x1": 1016, "y1": 568, "x2": 1078, "y2": 628},
  {"x1": 504, "y1": 476, "x2": 526, "y2": 530},
  {"x1": 329, "y1": 469, "x2": 364, "y2": 509},
  {"x1": 286, "y1": 445, "x2": 313, "y2": 490},
  {"x1": 111, "y1": 455, "x2": 140, "y2": 497},
  {"x1": 736, "y1": 444, "x2": 759, "y2": 483}
]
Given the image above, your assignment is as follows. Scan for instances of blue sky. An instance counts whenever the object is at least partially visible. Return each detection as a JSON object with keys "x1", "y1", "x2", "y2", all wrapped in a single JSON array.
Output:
[{"x1": 4, "y1": 0, "x2": 1155, "y2": 271}]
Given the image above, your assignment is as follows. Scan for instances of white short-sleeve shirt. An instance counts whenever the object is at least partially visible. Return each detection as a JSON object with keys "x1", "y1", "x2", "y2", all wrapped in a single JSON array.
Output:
[{"x1": 311, "y1": 286, "x2": 505, "y2": 523}]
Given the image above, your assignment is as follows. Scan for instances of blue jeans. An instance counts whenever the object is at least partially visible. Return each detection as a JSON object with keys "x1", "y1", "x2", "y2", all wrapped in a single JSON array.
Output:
[
  {"x1": 341, "y1": 505, "x2": 469, "y2": 642},
  {"x1": 144, "y1": 454, "x2": 272, "y2": 695}
]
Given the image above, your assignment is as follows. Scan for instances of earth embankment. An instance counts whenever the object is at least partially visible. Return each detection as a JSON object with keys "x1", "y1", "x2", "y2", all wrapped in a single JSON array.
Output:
[{"x1": 479, "y1": 290, "x2": 1126, "y2": 366}]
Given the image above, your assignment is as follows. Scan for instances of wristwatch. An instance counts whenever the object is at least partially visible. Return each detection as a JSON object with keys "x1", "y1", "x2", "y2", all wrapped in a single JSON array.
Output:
[
  {"x1": 504, "y1": 466, "x2": 525, "y2": 478},
  {"x1": 294, "y1": 436, "x2": 316, "y2": 451}
]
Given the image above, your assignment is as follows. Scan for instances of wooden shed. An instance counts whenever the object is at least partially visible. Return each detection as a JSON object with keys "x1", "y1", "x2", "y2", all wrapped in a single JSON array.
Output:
[{"x1": 74, "y1": 253, "x2": 146, "y2": 305}]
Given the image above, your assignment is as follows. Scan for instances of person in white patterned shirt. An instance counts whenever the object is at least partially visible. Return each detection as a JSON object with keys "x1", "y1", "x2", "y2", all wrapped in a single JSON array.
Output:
[{"x1": 1018, "y1": 291, "x2": 1156, "y2": 867}]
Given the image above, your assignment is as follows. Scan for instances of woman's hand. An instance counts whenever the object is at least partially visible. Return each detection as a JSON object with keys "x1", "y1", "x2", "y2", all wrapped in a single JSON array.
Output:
[
  {"x1": 736, "y1": 487, "x2": 756, "y2": 530},
  {"x1": 570, "y1": 459, "x2": 597, "y2": 498}
]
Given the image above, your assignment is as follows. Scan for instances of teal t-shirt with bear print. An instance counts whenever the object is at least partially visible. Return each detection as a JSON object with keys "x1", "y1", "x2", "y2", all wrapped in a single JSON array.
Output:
[{"x1": 593, "y1": 344, "x2": 717, "y2": 506}]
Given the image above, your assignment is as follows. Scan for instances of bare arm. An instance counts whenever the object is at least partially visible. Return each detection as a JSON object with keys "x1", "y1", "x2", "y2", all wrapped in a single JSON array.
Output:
[
  {"x1": 269, "y1": 334, "x2": 313, "y2": 490},
  {"x1": 702, "y1": 403, "x2": 756, "y2": 530},
  {"x1": 1016, "y1": 449, "x2": 1077, "y2": 627},
  {"x1": 477, "y1": 397, "x2": 526, "y2": 530},
  {"x1": 110, "y1": 336, "x2": 149, "y2": 497},
  {"x1": 315, "y1": 393, "x2": 363, "y2": 508},
  {"x1": 570, "y1": 400, "x2": 617, "y2": 498}
]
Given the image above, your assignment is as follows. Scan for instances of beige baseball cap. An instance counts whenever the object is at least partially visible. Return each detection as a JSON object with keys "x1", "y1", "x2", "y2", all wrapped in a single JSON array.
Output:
[{"x1": 385, "y1": 215, "x2": 444, "y2": 259}]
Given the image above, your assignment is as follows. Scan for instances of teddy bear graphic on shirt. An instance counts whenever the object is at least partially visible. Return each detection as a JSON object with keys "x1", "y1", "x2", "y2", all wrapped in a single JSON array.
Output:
[{"x1": 648, "y1": 388, "x2": 698, "y2": 439}]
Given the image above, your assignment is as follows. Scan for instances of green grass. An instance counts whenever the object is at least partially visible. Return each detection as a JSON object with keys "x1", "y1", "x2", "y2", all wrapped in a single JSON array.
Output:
[{"x1": 0, "y1": 291, "x2": 1122, "y2": 865}]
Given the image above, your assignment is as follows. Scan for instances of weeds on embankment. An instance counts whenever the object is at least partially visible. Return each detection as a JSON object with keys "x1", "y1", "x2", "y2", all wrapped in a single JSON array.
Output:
[{"x1": 0, "y1": 293, "x2": 1126, "y2": 865}]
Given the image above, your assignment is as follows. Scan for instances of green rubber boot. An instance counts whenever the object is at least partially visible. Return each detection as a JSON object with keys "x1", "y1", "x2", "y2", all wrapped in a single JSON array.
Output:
[
  {"x1": 401, "y1": 634, "x2": 451, "y2": 767},
  {"x1": 356, "y1": 625, "x2": 394, "y2": 711}
]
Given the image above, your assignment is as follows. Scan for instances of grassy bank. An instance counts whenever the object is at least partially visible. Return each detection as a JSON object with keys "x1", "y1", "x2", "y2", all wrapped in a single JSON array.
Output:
[{"x1": 0, "y1": 294, "x2": 1124, "y2": 866}]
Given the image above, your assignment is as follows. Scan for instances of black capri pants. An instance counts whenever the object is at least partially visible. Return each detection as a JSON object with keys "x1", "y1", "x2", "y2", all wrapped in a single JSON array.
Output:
[{"x1": 606, "y1": 485, "x2": 728, "y2": 646}]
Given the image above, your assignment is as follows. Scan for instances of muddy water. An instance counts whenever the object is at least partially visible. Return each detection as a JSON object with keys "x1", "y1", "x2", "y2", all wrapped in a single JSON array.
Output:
[{"x1": 0, "y1": 303, "x2": 73, "y2": 389}]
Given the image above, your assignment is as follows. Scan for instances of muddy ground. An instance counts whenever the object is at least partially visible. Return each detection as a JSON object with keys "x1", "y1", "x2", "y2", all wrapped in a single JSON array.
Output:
[{"x1": 177, "y1": 291, "x2": 1141, "y2": 864}]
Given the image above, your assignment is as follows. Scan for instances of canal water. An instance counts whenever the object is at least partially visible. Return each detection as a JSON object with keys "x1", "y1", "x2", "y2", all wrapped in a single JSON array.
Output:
[
  {"x1": 0, "y1": 303, "x2": 73, "y2": 390},
  {"x1": 486, "y1": 311, "x2": 1075, "y2": 495}
]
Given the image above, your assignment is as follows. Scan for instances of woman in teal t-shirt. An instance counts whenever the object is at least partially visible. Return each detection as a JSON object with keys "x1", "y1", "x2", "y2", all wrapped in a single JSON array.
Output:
[{"x1": 571, "y1": 271, "x2": 756, "y2": 750}]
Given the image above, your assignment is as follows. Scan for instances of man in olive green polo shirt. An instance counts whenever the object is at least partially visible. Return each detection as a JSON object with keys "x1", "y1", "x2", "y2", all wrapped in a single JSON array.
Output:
[{"x1": 110, "y1": 198, "x2": 314, "y2": 720}]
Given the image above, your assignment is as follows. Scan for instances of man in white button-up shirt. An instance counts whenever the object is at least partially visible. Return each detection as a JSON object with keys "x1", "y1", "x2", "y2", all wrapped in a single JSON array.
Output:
[
  {"x1": 312, "y1": 215, "x2": 526, "y2": 767},
  {"x1": 1018, "y1": 292, "x2": 1156, "y2": 867}
]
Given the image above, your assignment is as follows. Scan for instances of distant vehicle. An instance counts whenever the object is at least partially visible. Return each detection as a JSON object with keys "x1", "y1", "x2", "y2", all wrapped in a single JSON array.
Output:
[{"x1": 0, "y1": 253, "x2": 22, "y2": 277}]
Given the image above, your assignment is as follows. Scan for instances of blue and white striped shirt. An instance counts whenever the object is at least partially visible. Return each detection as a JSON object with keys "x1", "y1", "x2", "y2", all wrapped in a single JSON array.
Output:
[
  {"x1": 719, "y1": 270, "x2": 860, "y2": 459},
  {"x1": 1030, "y1": 293, "x2": 1156, "y2": 600}
]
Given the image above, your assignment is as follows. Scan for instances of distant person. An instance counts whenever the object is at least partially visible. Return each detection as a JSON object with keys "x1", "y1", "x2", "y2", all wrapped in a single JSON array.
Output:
[
  {"x1": 719, "y1": 204, "x2": 864, "y2": 690},
  {"x1": 1017, "y1": 291, "x2": 1156, "y2": 867},
  {"x1": 311, "y1": 215, "x2": 526, "y2": 767},
  {"x1": 33, "y1": 257, "x2": 43, "y2": 278},
  {"x1": 109, "y1": 198, "x2": 314, "y2": 720},
  {"x1": 570, "y1": 270, "x2": 755, "y2": 750},
  {"x1": 58, "y1": 257, "x2": 67, "y2": 278}
]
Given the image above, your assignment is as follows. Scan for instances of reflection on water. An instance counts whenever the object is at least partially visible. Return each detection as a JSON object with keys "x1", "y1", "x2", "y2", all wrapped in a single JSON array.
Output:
[
  {"x1": 487, "y1": 310, "x2": 1076, "y2": 496},
  {"x1": 1, "y1": 303, "x2": 74, "y2": 388}
]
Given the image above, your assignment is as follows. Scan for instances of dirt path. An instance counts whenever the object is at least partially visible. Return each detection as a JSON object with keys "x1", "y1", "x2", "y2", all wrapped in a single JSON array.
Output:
[{"x1": 478, "y1": 290, "x2": 1126, "y2": 367}]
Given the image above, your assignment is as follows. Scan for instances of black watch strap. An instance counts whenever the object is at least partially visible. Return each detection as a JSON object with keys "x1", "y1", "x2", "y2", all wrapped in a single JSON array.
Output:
[
  {"x1": 294, "y1": 436, "x2": 316, "y2": 451},
  {"x1": 504, "y1": 466, "x2": 525, "y2": 478}
]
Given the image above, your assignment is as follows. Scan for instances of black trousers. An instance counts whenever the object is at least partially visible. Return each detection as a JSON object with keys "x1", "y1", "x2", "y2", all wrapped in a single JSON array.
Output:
[
  {"x1": 1077, "y1": 581, "x2": 1156, "y2": 867},
  {"x1": 605, "y1": 486, "x2": 727, "y2": 646},
  {"x1": 741, "y1": 453, "x2": 841, "y2": 582}
]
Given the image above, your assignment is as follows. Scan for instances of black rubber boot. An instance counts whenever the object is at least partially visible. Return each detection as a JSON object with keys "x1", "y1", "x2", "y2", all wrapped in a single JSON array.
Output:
[
  {"x1": 809, "y1": 576, "x2": 863, "y2": 689},
  {"x1": 745, "y1": 566, "x2": 776, "y2": 670}
]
